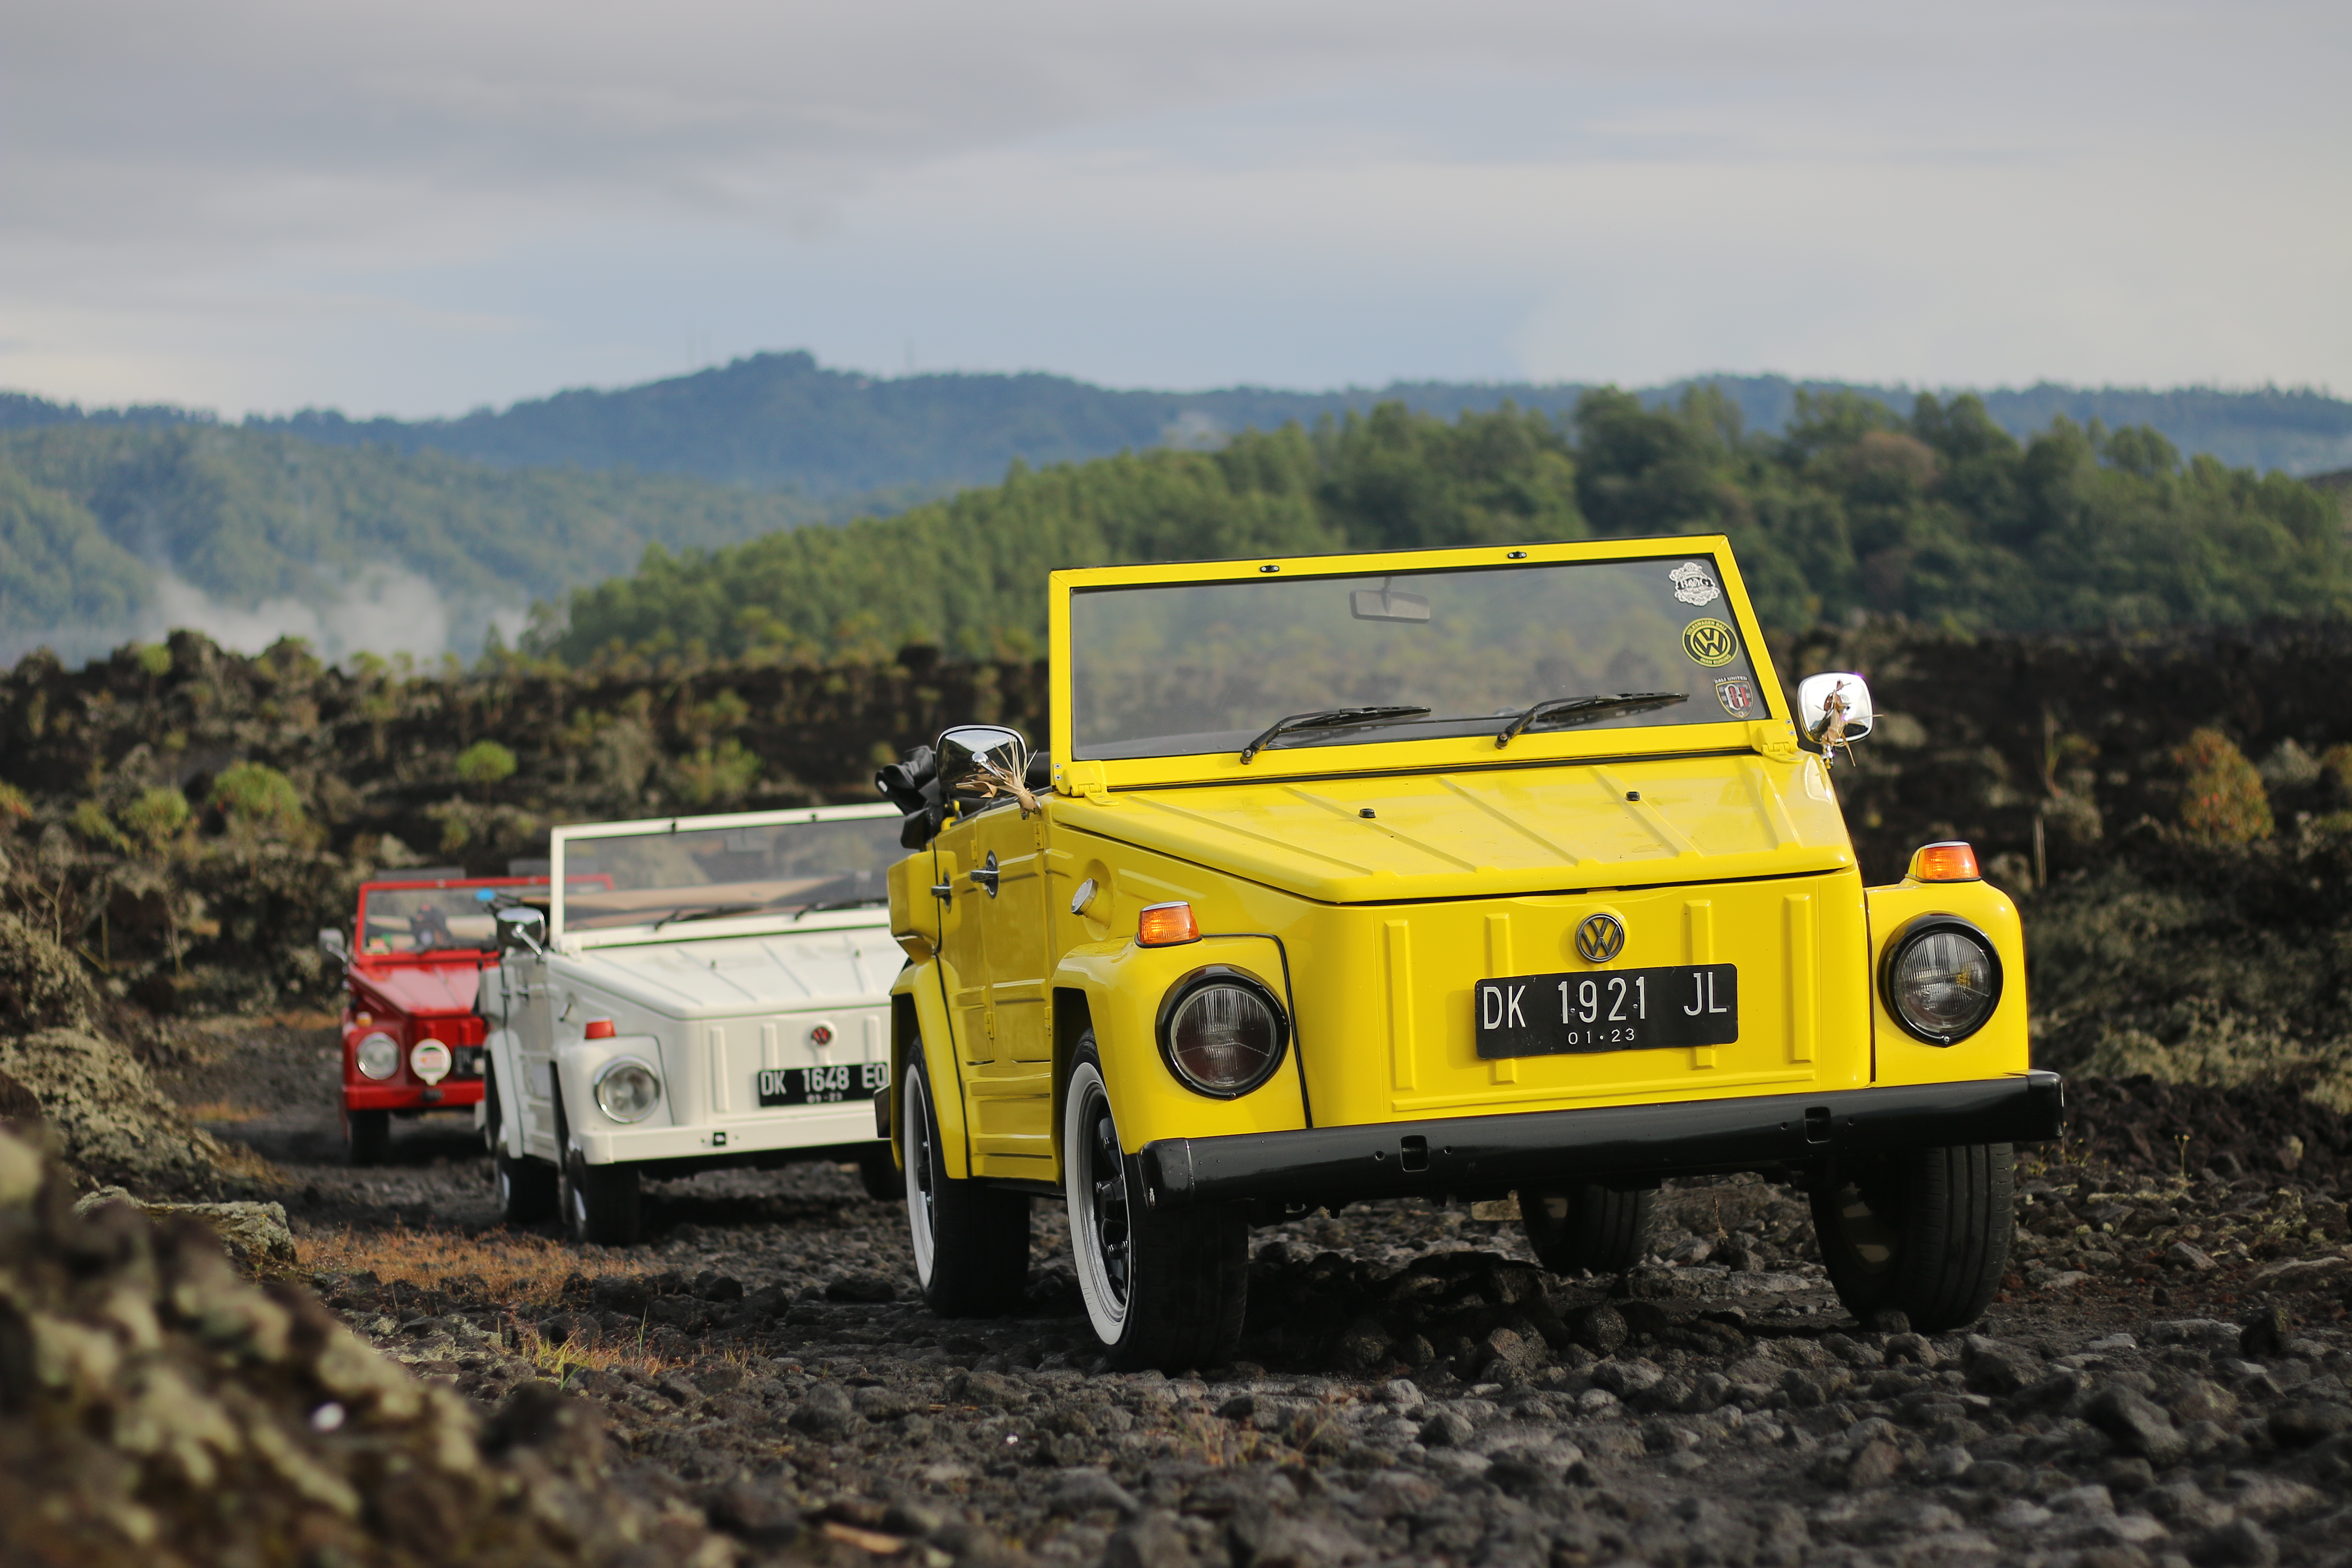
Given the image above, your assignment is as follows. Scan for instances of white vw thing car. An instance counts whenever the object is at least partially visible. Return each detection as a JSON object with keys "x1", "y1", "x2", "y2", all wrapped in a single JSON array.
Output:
[{"x1": 479, "y1": 803, "x2": 908, "y2": 1243}]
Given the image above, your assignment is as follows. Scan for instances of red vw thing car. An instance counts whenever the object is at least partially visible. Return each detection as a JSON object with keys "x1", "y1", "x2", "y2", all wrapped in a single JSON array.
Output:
[{"x1": 324, "y1": 871, "x2": 548, "y2": 1165}]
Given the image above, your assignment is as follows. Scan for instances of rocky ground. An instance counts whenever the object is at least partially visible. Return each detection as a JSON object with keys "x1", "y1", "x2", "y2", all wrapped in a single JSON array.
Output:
[{"x1": 155, "y1": 1021, "x2": 2352, "y2": 1568}]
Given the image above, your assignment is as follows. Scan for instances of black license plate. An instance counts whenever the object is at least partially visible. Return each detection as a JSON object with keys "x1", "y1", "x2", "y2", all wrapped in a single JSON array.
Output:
[
  {"x1": 1475, "y1": 965, "x2": 1739, "y2": 1058},
  {"x1": 756, "y1": 1062, "x2": 890, "y2": 1107}
]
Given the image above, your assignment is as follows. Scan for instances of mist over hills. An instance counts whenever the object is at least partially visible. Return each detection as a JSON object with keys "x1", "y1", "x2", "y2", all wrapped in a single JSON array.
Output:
[
  {"x1": 0, "y1": 426, "x2": 822, "y2": 666},
  {"x1": 2, "y1": 354, "x2": 2348, "y2": 667}
]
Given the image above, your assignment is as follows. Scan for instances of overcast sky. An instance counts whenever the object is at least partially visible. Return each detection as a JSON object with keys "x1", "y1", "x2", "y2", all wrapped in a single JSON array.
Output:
[{"x1": 4, "y1": 0, "x2": 2345, "y2": 419}]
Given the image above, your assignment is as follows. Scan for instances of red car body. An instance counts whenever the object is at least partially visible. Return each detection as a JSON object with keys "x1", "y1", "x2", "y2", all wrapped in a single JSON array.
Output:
[{"x1": 337, "y1": 873, "x2": 549, "y2": 1163}]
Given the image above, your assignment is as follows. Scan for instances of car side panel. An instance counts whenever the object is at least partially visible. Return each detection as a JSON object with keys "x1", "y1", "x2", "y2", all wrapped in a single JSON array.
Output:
[{"x1": 891, "y1": 958, "x2": 974, "y2": 1180}]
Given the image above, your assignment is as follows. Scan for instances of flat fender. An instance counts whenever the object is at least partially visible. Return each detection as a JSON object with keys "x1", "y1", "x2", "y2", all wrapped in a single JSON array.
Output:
[
  {"x1": 891, "y1": 960, "x2": 972, "y2": 1180},
  {"x1": 1050, "y1": 938, "x2": 1308, "y2": 1155}
]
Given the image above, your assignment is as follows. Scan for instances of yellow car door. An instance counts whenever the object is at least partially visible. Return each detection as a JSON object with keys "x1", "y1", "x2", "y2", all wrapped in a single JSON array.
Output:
[{"x1": 932, "y1": 802, "x2": 1057, "y2": 1178}]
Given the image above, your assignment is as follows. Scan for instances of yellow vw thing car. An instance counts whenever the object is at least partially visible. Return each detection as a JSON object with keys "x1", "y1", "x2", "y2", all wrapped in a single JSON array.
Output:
[{"x1": 878, "y1": 538, "x2": 2061, "y2": 1369}]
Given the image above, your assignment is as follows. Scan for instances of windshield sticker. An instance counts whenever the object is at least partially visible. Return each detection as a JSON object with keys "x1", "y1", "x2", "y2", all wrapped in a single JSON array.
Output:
[
  {"x1": 1682, "y1": 619, "x2": 1739, "y2": 667},
  {"x1": 1669, "y1": 561, "x2": 1721, "y2": 606},
  {"x1": 1713, "y1": 677, "x2": 1755, "y2": 717}
]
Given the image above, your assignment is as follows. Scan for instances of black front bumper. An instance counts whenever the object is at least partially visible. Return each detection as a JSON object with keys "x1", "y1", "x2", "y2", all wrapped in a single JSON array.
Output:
[{"x1": 1139, "y1": 1071, "x2": 2064, "y2": 1210}]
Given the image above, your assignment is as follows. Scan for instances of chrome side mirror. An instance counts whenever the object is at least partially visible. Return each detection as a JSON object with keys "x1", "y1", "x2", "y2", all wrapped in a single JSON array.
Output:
[
  {"x1": 935, "y1": 724, "x2": 1032, "y2": 806},
  {"x1": 496, "y1": 905, "x2": 548, "y2": 956},
  {"x1": 318, "y1": 928, "x2": 349, "y2": 965},
  {"x1": 1797, "y1": 672, "x2": 1874, "y2": 759}
]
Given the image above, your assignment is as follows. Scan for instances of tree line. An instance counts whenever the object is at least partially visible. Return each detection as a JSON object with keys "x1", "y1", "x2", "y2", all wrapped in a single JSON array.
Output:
[{"x1": 536, "y1": 389, "x2": 2347, "y2": 666}]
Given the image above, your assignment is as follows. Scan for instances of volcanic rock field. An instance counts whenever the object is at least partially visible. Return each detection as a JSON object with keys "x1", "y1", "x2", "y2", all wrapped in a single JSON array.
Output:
[{"x1": 124, "y1": 1018, "x2": 2352, "y2": 1568}]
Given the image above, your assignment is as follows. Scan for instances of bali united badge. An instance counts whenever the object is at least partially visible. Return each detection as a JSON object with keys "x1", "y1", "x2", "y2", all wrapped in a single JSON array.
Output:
[
  {"x1": 1669, "y1": 561, "x2": 1721, "y2": 606},
  {"x1": 1713, "y1": 676, "x2": 1755, "y2": 717}
]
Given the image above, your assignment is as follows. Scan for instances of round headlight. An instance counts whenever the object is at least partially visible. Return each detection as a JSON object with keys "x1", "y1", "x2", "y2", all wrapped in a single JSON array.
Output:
[
  {"x1": 409, "y1": 1040, "x2": 451, "y2": 1085},
  {"x1": 1884, "y1": 918, "x2": 2001, "y2": 1044},
  {"x1": 355, "y1": 1031, "x2": 400, "y2": 1080},
  {"x1": 1158, "y1": 970, "x2": 1287, "y2": 1098},
  {"x1": 593, "y1": 1057, "x2": 662, "y2": 1123}
]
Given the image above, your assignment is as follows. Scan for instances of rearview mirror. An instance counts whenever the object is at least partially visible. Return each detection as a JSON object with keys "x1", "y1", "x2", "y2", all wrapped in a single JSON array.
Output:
[
  {"x1": 936, "y1": 725, "x2": 1030, "y2": 802},
  {"x1": 496, "y1": 905, "x2": 548, "y2": 956},
  {"x1": 1350, "y1": 586, "x2": 1431, "y2": 623},
  {"x1": 1797, "y1": 672, "x2": 1874, "y2": 751},
  {"x1": 318, "y1": 928, "x2": 348, "y2": 963}
]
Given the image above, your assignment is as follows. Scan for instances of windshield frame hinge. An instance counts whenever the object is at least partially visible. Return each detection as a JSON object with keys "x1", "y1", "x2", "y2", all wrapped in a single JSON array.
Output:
[
  {"x1": 1749, "y1": 720, "x2": 1801, "y2": 761},
  {"x1": 1058, "y1": 761, "x2": 1111, "y2": 801}
]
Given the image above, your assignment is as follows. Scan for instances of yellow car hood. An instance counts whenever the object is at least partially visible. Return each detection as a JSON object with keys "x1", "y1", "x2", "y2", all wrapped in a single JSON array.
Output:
[{"x1": 1059, "y1": 752, "x2": 1856, "y2": 904}]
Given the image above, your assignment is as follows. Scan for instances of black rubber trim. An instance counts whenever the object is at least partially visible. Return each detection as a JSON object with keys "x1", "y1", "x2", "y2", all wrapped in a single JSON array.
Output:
[
  {"x1": 1879, "y1": 914, "x2": 2003, "y2": 1046},
  {"x1": 1138, "y1": 1071, "x2": 2064, "y2": 1210},
  {"x1": 1154, "y1": 964, "x2": 1289, "y2": 1099}
]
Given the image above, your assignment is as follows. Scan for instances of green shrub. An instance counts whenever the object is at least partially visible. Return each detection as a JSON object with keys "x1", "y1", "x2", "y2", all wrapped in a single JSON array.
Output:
[
  {"x1": 2320, "y1": 742, "x2": 2352, "y2": 805},
  {"x1": 674, "y1": 738, "x2": 760, "y2": 806},
  {"x1": 70, "y1": 799, "x2": 129, "y2": 851},
  {"x1": 454, "y1": 739, "x2": 519, "y2": 790},
  {"x1": 208, "y1": 763, "x2": 307, "y2": 836},
  {"x1": 2174, "y1": 729, "x2": 2273, "y2": 843},
  {"x1": 119, "y1": 787, "x2": 191, "y2": 853}
]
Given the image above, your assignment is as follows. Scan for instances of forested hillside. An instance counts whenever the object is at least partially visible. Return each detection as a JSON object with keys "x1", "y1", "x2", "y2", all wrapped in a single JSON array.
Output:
[
  {"x1": 0, "y1": 426, "x2": 822, "y2": 664},
  {"x1": 3, "y1": 366, "x2": 2345, "y2": 669},
  {"x1": 10, "y1": 354, "x2": 2351, "y2": 499},
  {"x1": 537, "y1": 389, "x2": 2348, "y2": 665}
]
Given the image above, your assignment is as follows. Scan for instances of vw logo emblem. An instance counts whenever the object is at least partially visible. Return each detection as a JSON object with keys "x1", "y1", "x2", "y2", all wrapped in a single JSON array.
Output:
[{"x1": 1575, "y1": 912, "x2": 1626, "y2": 964}]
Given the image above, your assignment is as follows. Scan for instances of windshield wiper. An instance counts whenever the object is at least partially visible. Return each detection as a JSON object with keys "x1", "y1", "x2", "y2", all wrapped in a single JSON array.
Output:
[
  {"x1": 790, "y1": 895, "x2": 888, "y2": 922},
  {"x1": 651, "y1": 902, "x2": 763, "y2": 929},
  {"x1": 1495, "y1": 692, "x2": 1687, "y2": 748},
  {"x1": 1239, "y1": 706, "x2": 1431, "y2": 764}
]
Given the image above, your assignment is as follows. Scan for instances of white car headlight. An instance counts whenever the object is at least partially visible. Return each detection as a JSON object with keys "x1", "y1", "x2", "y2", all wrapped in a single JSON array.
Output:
[
  {"x1": 594, "y1": 1057, "x2": 662, "y2": 1123},
  {"x1": 1158, "y1": 968, "x2": 1288, "y2": 1098},
  {"x1": 355, "y1": 1031, "x2": 400, "y2": 1080},
  {"x1": 410, "y1": 1040, "x2": 451, "y2": 1084},
  {"x1": 1883, "y1": 918, "x2": 2002, "y2": 1044}
]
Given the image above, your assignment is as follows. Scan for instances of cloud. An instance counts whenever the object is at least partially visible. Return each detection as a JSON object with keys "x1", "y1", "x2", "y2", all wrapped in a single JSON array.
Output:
[{"x1": 1, "y1": 0, "x2": 2345, "y2": 412}]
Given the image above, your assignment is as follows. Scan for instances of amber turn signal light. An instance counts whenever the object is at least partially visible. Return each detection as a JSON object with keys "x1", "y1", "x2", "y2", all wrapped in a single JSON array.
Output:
[
  {"x1": 584, "y1": 1018, "x2": 617, "y2": 1040},
  {"x1": 1908, "y1": 842, "x2": 1981, "y2": 882},
  {"x1": 1137, "y1": 902, "x2": 1200, "y2": 947}
]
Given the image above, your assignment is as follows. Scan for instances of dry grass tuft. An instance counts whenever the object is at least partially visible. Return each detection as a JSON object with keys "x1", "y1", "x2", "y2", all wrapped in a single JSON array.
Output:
[
  {"x1": 301, "y1": 1222, "x2": 654, "y2": 1311},
  {"x1": 514, "y1": 1320, "x2": 674, "y2": 1382},
  {"x1": 208, "y1": 1140, "x2": 288, "y2": 1188},
  {"x1": 182, "y1": 1099, "x2": 268, "y2": 1123}
]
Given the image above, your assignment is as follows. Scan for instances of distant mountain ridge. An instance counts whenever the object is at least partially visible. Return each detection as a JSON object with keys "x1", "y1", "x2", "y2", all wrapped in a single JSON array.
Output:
[{"x1": 7, "y1": 355, "x2": 2349, "y2": 499}]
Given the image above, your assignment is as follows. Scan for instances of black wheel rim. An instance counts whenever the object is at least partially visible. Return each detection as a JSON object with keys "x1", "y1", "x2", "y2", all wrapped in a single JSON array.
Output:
[{"x1": 1085, "y1": 1091, "x2": 1131, "y2": 1311}]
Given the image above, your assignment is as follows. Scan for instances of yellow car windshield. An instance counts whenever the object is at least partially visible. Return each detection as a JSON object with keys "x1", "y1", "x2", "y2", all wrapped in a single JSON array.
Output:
[{"x1": 1068, "y1": 554, "x2": 1764, "y2": 761}]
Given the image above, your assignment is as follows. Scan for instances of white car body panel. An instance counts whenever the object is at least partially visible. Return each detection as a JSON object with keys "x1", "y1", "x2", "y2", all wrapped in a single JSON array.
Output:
[{"x1": 484, "y1": 802, "x2": 905, "y2": 1171}]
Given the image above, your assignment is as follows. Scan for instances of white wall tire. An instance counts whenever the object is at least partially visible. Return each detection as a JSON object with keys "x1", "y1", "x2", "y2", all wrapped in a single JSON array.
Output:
[
  {"x1": 900, "y1": 1049, "x2": 1028, "y2": 1316},
  {"x1": 487, "y1": 1062, "x2": 557, "y2": 1224},
  {"x1": 904, "y1": 1064, "x2": 942, "y2": 1288},
  {"x1": 1060, "y1": 1033, "x2": 1248, "y2": 1370},
  {"x1": 1064, "y1": 1059, "x2": 1132, "y2": 1346}
]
